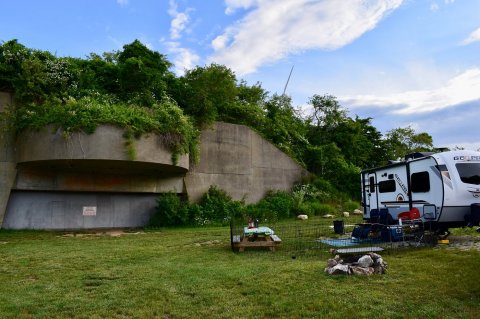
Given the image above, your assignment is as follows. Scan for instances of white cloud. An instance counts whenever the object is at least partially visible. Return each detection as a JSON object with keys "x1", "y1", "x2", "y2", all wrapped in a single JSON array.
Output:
[
  {"x1": 210, "y1": 0, "x2": 403, "y2": 75},
  {"x1": 168, "y1": 0, "x2": 192, "y2": 40},
  {"x1": 341, "y1": 68, "x2": 480, "y2": 115},
  {"x1": 461, "y1": 27, "x2": 480, "y2": 45},
  {"x1": 430, "y1": 3, "x2": 439, "y2": 11},
  {"x1": 165, "y1": 42, "x2": 200, "y2": 75},
  {"x1": 165, "y1": 1, "x2": 199, "y2": 74},
  {"x1": 225, "y1": 0, "x2": 260, "y2": 14},
  {"x1": 211, "y1": 34, "x2": 230, "y2": 50},
  {"x1": 117, "y1": 0, "x2": 128, "y2": 7}
]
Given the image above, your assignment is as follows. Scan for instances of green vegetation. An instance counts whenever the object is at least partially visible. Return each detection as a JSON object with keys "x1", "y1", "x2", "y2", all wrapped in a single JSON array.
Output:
[
  {"x1": 0, "y1": 39, "x2": 436, "y2": 196},
  {"x1": 149, "y1": 182, "x2": 354, "y2": 227},
  {"x1": 0, "y1": 228, "x2": 479, "y2": 318}
]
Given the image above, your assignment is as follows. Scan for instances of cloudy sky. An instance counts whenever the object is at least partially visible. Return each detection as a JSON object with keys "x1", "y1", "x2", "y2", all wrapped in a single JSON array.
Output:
[{"x1": 1, "y1": 0, "x2": 479, "y2": 150}]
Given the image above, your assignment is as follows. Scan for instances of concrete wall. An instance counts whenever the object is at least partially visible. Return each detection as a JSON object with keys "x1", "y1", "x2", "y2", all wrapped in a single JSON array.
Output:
[
  {"x1": 2, "y1": 122, "x2": 188, "y2": 229},
  {"x1": 1, "y1": 96, "x2": 308, "y2": 229},
  {"x1": 3, "y1": 191, "x2": 156, "y2": 229},
  {"x1": 0, "y1": 92, "x2": 16, "y2": 226},
  {"x1": 185, "y1": 122, "x2": 308, "y2": 203},
  {"x1": 16, "y1": 125, "x2": 189, "y2": 172}
]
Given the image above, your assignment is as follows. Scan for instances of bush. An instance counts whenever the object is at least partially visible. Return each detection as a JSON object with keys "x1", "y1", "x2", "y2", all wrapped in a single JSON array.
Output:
[
  {"x1": 343, "y1": 200, "x2": 360, "y2": 212},
  {"x1": 296, "y1": 202, "x2": 314, "y2": 216},
  {"x1": 259, "y1": 191, "x2": 295, "y2": 219},
  {"x1": 309, "y1": 202, "x2": 337, "y2": 216},
  {"x1": 149, "y1": 192, "x2": 189, "y2": 227},
  {"x1": 244, "y1": 203, "x2": 278, "y2": 224},
  {"x1": 198, "y1": 185, "x2": 243, "y2": 225}
]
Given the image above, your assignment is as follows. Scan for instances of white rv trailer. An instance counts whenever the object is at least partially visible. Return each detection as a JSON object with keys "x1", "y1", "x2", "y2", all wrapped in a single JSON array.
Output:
[{"x1": 361, "y1": 150, "x2": 480, "y2": 231}]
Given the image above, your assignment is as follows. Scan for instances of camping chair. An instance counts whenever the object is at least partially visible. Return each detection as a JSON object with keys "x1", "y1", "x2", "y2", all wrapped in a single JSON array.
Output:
[{"x1": 398, "y1": 208, "x2": 425, "y2": 246}]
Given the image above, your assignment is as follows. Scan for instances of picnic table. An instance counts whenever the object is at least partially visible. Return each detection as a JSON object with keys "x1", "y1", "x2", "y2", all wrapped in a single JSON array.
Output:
[{"x1": 232, "y1": 226, "x2": 282, "y2": 252}]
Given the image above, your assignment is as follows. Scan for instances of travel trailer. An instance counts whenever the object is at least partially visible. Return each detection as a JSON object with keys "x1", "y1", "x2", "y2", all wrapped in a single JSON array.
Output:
[{"x1": 361, "y1": 150, "x2": 480, "y2": 233}]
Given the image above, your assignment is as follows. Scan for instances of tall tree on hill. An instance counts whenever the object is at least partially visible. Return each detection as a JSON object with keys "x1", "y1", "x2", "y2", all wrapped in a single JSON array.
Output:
[
  {"x1": 117, "y1": 40, "x2": 173, "y2": 105},
  {"x1": 175, "y1": 64, "x2": 238, "y2": 127},
  {"x1": 384, "y1": 126, "x2": 434, "y2": 160},
  {"x1": 306, "y1": 94, "x2": 386, "y2": 168}
]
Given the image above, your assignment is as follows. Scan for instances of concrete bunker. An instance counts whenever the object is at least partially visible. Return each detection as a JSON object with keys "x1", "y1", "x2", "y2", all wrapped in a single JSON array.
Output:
[{"x1": 0, "y1": 92, "x2": 307, "y2": 229}]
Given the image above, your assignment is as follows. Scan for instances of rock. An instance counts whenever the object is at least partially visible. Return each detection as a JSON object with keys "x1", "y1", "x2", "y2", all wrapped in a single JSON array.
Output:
[
  {"x1": 353, "y1": 209, "x2": 363, "y2": 215},
  {"x1": 323, "y1": 214, "x2": 334, "y2": 219},
  {"x1": 297, "y1": 214, "x2": 308, "y2": 220},
  {"x1": 373, "y1": 257, "x2": 388, "y2": 274},
  {"x1": 326, "y1": 264, "x2": 350, "y2": 275},
  {"x1": 350, "y1": 266, "x2": 374, "y2": 276},
  {"x1": 343, "y1": 212, "x2": 350, "y2": 218},
  {"x1": 374, "y1": 264, "x2": 387, "y2": 274},
  {"x1": 357, "y1": 255, "x2": 374, "y2": 268},
  {"x1": 368, "y1": 252, "x2": 382, "y2": 261},
  {"x1": 325, "y1": 253, "x2": 387, "y2": 276},
  {"x1": 327, "y1": 258, "x2": 338, "y2": 268}
]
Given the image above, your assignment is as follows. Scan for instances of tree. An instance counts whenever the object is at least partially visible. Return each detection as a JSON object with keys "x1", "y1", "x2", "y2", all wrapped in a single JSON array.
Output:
[
  {"x1": 384, "y1": 126, "x2": 434, "y2": 160},
  {"x1": 117, "y1": 40, "x2": 173, "y2": 105},
  {"x1": 261, "y1": 94, "x2": 309, "y2": 164},
  {"x1": 236, "y1": 80, "x2": 268, "y2": 105},
  {"x1": 305, "y1": 143, "x2": 360, "y2": 198},
  {"x1": 306, "y1": 95, "x2": 385, "y2": 168},
  {"x1": 309, "y1": 94, "x2": 348, "y2": 129},
  {"x1": 176, "y1": 63, "x2": 238, "y2": 127}
]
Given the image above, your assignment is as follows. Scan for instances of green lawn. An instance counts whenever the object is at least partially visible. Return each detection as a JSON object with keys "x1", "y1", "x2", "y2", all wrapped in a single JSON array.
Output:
[{"x1": 0, "y1": 226, "x2": 479, "y2": 319}]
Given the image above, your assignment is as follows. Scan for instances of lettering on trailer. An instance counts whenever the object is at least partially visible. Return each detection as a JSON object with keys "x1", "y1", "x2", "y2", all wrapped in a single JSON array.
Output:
[
  {"x1": 454, "y1": 156, "x2": 480, "y2": 161},
  {"x1": 395, "y1": 174, "x2": 408, "y2": 194}
]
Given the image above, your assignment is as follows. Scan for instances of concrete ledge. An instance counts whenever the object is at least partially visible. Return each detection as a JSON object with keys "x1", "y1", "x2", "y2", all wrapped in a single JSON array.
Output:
[{"x1": 16, "y1": 125, "x2": 189, "y2": 173}]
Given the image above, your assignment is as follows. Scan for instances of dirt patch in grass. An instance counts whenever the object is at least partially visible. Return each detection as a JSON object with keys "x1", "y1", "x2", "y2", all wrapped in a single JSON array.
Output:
[
  {"x1": 58, "y1": 229, "x2": 145, "y2": 238},
  {"x1": 438, "y1": 235, "x2": 480, "y2": 251}
]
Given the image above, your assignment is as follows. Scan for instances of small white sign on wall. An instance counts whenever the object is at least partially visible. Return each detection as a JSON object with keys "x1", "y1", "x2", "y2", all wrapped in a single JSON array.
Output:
[{"x1": 83, "y1": 206, "x2": 97, "y2": 216}]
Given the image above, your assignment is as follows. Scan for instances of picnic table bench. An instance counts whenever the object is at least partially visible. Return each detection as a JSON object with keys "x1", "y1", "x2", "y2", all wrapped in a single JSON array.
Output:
[{"x1": 232, "y1": 227, "x2": 282, "y2": 252}]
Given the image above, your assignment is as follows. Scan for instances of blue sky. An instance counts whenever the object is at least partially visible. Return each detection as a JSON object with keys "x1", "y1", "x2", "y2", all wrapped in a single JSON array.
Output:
[{"x1": 1, "y1": 0, "x2": 479, "y2": 150}]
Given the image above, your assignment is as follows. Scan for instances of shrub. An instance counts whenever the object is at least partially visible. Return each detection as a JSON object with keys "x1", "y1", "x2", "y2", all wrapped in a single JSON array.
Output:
[
  {"x1": 309, "y1": 202, "x2": 337, "y2": 216},
  {"x1": 198, "y1": 185, "x2": 243, "y2": 225},
  {"x1": 260, "y1": 190, "x2": 294, "y2": 219},
  {"x1": 13, "y1": 96, "x2": 199, "y2": 164},
  {"x1": 244, "y1": 203, "x2": 278, "y2": 224},
  {"x1": 149, "y1": 192, "x2": 189, "y2": 227},
  {"x1": 343, "y1": 200, "x2": 360, "y2": 212},
  {"x1": 296, "y1": 202, "x2": 314, "y2": 216}
]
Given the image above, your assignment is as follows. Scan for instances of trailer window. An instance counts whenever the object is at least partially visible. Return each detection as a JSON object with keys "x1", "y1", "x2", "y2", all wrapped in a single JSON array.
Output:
[
  {"x1": 379, "y1": 180, "x2": 396, "y2": 193},
  {"x1": 411, "y1": 171, "x2": 430, "y2": 192},
  {"x1": 369, "y1": 176, "x2": 375, "y2": 193},
  {"x1": 456, "y1": 163, "x2": 480, "y2": 185}
]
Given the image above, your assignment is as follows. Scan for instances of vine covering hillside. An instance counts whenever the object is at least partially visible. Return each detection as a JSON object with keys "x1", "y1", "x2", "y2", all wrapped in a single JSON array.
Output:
[{"x1": 0, "y1": 39, "x2": 435, "y2": 199}]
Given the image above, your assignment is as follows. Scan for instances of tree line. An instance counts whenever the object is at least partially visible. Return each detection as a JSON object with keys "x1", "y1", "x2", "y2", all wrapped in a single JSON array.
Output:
[{"x1": 0, "y1": 39, "x2": 435, "y2": 200}]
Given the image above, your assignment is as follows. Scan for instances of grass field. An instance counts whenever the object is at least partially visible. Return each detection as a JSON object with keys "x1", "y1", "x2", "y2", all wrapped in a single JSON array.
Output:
[{"x1": 0, "y1": 224, "x2": 480, "y2": 319}]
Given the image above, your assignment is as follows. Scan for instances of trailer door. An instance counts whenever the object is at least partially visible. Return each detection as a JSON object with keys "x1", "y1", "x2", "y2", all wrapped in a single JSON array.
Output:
[{"x1": 366, "y1": 173, "x2": 378, "y2": 214}]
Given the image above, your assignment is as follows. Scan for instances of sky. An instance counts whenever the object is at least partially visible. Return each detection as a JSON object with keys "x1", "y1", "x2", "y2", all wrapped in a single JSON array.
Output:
[{"x1": 1, "y1": 0, "x2": 479, "y2": 151}]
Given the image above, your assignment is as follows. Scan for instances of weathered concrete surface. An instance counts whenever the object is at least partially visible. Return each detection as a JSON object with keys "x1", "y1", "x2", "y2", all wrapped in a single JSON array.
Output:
[
  {"x1": 16, "y1": 125, "x2": 189, "y2": 172},
  {"x1": 185, "y1": 122, "x2": 308, "y2": 203},
  {"x1": 3, "y1": 191, "x2": 157, "y2": 229},
  {"x1": 0, "y1": 92, "x2": 16, "y2": 227},
  {"x1": 1, "y1": 97, "x2": 308, "y2": 229},
  {"x1": 13, "y1": 166, "x2": 184, "y2": 193}
]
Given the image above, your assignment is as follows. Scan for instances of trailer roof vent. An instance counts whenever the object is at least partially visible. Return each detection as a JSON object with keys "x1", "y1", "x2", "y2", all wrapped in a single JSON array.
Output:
[{"x1": 404, "y1": 152, "x2": 434, "y2": 161}]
